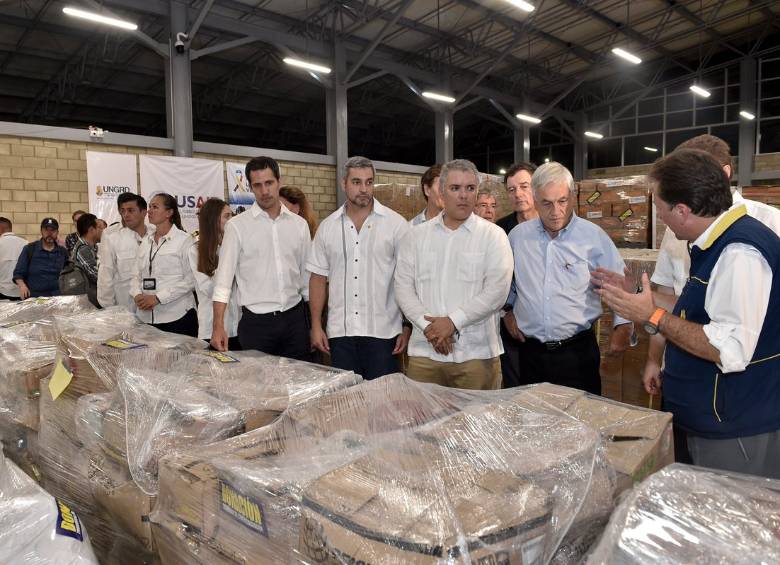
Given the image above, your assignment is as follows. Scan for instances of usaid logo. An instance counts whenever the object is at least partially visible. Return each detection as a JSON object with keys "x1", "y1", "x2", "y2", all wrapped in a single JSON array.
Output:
[
  {"x1": 96, "y1": 185, "x2": 131, "y2": 195},
  {"x1": 176, "y1": 195, "x2": 207, "y2": 209}
]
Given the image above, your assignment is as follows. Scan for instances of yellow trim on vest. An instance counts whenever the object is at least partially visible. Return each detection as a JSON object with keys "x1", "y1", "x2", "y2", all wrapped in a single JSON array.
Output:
[
  {"x1": 713, "y1": 373, "x2": 722, "y2": 423},
  {"x1": 689, "y1": 276, "x2": 709, "y2": 286},
  {"x1": 749, "y1": 352, "x2": 780, "y2": 366},
  {"x1": 699, "y1": 204, "x2": 748, "y2": 251},
  {"x1": 680, "y1": 309, "x2": 686, "y2": 320}
]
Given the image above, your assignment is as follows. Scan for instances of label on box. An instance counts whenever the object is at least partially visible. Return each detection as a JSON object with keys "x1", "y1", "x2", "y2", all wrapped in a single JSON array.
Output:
[
  {"x1": 48, "y1": 359, "x2": 73, "y2": 400},
  {"x1": 24, "y1": 297, "x2": 51, "y2": 304},
  {"x1": 619, "y1": 208, "x2": 634, "y2": 222},
  {"x1": 201, "y1": 351, "x2": 240, "y2": 363},
  {"x1": 55, "y1": 499, "x2": 84, "y2": 542},
  {"x1": 586, "y1": 191, "x2": 601, "y2": 204},
  {"x1": 219, "y1": 479, "x2": 268, "y2": 536},
  {"x1": 628, "y1": 196, "x2": 647, "y2": 204},
  {"x1": 586, "y1": 211, "x2": 603, "y2": 219},
  {"x1": 102, "y1": 338, "x2": 146, "y2": 350},
  {"x1": 405, "y1": 185, "x2": 412, "y2": 197}
]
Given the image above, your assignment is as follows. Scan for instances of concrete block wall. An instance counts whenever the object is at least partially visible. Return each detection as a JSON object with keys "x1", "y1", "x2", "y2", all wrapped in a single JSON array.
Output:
[{"x1": 0, "y1": 135, "x2": 423, "y2": 241}]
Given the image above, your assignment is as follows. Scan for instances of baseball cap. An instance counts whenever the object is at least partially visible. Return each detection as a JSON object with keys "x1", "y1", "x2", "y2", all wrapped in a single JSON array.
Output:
[{"x1": 40, "y1": 217, "x2": 59, "y2": 230}]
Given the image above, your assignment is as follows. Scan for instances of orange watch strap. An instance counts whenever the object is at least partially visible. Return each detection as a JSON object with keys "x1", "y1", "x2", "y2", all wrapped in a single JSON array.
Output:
[{"x1": 648, "y1": 307, "x2": 666, "y2": 327}]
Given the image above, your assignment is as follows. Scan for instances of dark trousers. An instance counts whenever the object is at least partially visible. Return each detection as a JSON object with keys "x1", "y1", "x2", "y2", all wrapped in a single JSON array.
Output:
[
  {"x1": 0, "y1": 293, "x2": 20, "y2": 301},
  {"x1": 329, "y1": 336, "x2": 398, "y2": 380},
  {"x1": 238, "y1": 301, "x2": 310, "y2": 361},
  {"x1": 152, "y1": 308, "x2": 198, "y2": 338},
  {"x1": 516, "y1": 329, "x2": 601, "y2": 395},
  {"x1": 500, "y1": 323, "x2": 524, "y2": 388}
]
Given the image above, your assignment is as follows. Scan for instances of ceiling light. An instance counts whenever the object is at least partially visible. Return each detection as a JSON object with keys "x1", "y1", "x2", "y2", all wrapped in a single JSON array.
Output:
[
  {"x1": 584, "y1": 131, "x2": 604, "y2": 139},
  {"x1": 499, "y1": 168, "x2": 507, "y2": 175},
  {"x1": 63, "y1": 6, "x2": 137, "y2": 30},
  {"x1": 689, "y1": 85, "x2": 711, "y2": 98},
  {"x1": 740, "y1": 110, "x2": 756, "y2": 120},
  {"x1": 611, "y1": 48, "x2": 642, "y2": 65},
  {"x1": 421, "y1": 91, "x2": 456, "y2": 103},
  {"x1": 283, "y1": 57, "x2": 332, "y2": 74},
  {"x1": 516, "y1": 113, "x2": 541, "y2": 124},
  {"x1": 544, "y1": 157, "x2": 550, "y2": 163},
  {"x1": 504, "y1": 0, "x2": 535, "y2": 12},
  {"x1": 644, "y1": 146, "x2": 658, "y2": 153}
]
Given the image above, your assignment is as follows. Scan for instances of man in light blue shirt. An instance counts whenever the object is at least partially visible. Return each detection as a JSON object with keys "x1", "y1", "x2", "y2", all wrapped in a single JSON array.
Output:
[{"x1": 505, "y1": 162, "x2": 632, "y2": 394}]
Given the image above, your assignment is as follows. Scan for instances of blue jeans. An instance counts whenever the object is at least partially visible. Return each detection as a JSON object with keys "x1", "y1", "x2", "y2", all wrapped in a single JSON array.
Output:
[{"x1": 329, "y1": 336, "x2": 399, "y2": 380}]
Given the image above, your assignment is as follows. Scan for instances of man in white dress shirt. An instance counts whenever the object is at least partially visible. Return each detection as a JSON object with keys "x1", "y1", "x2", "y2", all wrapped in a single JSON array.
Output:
[
  {"x1": 211, "y1": 156, "x2": 310, "y2": 358},
  {"x1": 410, "y1": 164, "x2": 443, "y2": 226},
  {"x1": 395, "y1": 159, "x2": 513, "y2": 390},
  {"x1": 0, "y1": 218, "x2": 27, "y2": 301},
  {"x1": 97, "y1": 193, "x2": 152, "y2": 311},
  {"x1": 308, "y1": 156, "x2": 410, "y2": 379},
  {"x1": 599, "y1": 149, "x2": 780, "y2": 479}
]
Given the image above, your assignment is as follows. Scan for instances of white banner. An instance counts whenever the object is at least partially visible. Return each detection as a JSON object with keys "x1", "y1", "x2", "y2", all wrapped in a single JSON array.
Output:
[
  {"x1": 139, "y1": 155, "x2": 225, "y2": 233},
  {"x1": 86, "y1": 151, "x2": 138, "y2": 227},
  {"x1": 226, "y1": 161, "x2": 254, "y2": 213}
]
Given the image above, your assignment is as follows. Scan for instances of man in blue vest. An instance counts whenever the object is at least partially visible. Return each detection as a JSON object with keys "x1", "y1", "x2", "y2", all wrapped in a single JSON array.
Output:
[{"x1": 597, "y1": 148, "x2": 780, "y2": 479}]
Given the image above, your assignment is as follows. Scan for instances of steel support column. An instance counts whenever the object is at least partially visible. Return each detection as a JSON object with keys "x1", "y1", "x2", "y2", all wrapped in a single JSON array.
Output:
[
  {"x1": 435, "y1": 110, "x2": 454, "y2": 163},
  {"x1": 168, "y1": 0, "x2": 193, "y2": 157},
  {"x1": 327, "y1": 39, "x2": 349, "y2": 206},
  {"x1": 513, "y1": 124, "x2": 530, "y2": 163},
  {"x1": 738, "y1": 57, "x2": 757, "y2": 187},
  {"x1": 574, "y1": 113, "x2": 587, "y2": 180}
]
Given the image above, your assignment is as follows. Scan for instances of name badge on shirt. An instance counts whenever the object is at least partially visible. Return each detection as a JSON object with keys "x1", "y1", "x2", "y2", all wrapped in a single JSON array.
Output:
[{"x1": 142, "y1": 278, "x2": 157, "y2": 291}]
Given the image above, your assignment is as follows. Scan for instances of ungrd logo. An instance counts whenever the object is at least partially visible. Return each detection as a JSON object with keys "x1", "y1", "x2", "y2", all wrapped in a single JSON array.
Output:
[
  {"x1": 96, "y1": 185, "x2": 132, "y2": 195},
  {"x1": 55, "y1": 498, "x2": 84, "y2": 542}
]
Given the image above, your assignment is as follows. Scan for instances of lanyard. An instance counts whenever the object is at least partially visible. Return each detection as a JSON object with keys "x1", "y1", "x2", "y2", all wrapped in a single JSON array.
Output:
[{"x1": 148, "y1": 239, "x2": 167, "y2": 275}]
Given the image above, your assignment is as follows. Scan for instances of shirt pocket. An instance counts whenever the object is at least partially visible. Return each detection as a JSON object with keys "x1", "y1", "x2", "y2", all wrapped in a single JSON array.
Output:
[
  {"x1": 116, "y1": 249, "x2": 138, "y2": 278},
  {"x1": 560, "y1": 258, "x2": 591, "y2": 293},
  {"x1": 457, "y1": 251, "x2": 485, "y2": 283},
  {"x1": 152, "y1": 245, "x2": 183, "y2": 277}
]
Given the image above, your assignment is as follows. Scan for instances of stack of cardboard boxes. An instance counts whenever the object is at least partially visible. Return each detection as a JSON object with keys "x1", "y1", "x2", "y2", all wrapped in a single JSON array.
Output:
[
  {"x1": 577, "y1": 177, "x2": 651, "y2": 248},
  {"x1": 742, "y1": 185, "x2": 780, "y2": 210}
]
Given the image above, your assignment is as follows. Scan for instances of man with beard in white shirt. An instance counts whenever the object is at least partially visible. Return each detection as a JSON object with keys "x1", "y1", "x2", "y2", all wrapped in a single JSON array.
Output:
[
  {"x1": 395, "y1": 159, "x2": 513, "y2": 389},
  {"x1": 97, "y1": 193, "x2": 152, "y2": 311}
]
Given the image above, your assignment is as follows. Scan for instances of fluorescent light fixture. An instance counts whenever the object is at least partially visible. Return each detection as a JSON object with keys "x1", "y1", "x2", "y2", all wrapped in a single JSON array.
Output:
[
  {"x1": 516, "y1": 113, "x2": 541, "y2": 124},
  {"x1": 283, "y1": 57, "x2": 332, "y2": 74},
  {"x1": 421, "y1": 91, "x2": 456, "y2": 104},
  {"x1": 63, "y1": 6, "x2": 137, "y2": 30},
  {"x1": 584, "y1": 131, "x2": 604, "y2": 139},
  {"x1": 644, "y1": 146, "x2": 658, "y2": 153},
  {"x1": 504, "y1": 0, "x2": 535, "y2": 12},
  {"x1": 544, "y1": 157, "x2": 550, "y2": 163},
  {"x1": 499, "y1": 168, "x2": 507, "y2": 175},
  {"x1": 740, "y1": 110, "x2": 756, "y2": 120},
  {"x1": 612, "y1": 47, "x2": 642, "y2": 65},
  {"x1": 689, "y1": 85, "x2": 711, "y2": 98}
]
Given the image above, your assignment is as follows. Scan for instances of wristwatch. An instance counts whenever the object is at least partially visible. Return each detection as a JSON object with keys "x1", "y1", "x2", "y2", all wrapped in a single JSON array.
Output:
[{"x1": 643, "y1": 307, "x2": 666, "y2": 335}]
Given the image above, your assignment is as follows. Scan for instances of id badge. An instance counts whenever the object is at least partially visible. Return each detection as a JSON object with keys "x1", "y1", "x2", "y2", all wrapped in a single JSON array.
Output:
[{"x1": 142, "y1": 278, "x2": 157, "y2": 291}]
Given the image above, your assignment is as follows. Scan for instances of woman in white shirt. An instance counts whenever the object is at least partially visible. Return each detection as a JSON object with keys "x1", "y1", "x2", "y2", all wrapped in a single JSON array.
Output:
[
  {"x1": 130, "y1": 192, "x2": 198, "y2": 337},
  {"x1": 189, "y1": 198, "x2": 241, "y2": 349}
]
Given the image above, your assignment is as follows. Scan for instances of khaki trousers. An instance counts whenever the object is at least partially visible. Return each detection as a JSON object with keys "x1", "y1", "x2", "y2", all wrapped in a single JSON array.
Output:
[{"x1": 407, "y1": 356, "x2": 502, "y2": 390}]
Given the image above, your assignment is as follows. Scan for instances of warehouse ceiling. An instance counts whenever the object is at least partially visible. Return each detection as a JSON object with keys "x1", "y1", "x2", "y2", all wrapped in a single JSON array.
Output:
[{"x1": 0, "y1": 0, "x2": 778, "y2": 170}]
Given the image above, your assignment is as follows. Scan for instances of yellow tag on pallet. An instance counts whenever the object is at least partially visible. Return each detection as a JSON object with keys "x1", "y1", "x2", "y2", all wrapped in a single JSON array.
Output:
[{"x1": 48, "y1": 360, "x2": 73, "y2": 400}]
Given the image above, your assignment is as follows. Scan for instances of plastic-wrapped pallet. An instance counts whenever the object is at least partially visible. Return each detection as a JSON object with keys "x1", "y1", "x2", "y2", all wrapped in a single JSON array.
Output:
[
  {"x1": 0, "y1": 447, "x2": 98, "y2": 564},
  {"x1": 0, "y1": 296, "x2": 95, "y2": 479},
  {"x1": 151, "y1": 374, "x2": 614, "y2": 564},
  {"x1": 587, "y1": 463, "x2": 780, "y2": 564},
  {"x1": 37, "y1": 308, "x2": 206, "y2": 563},
  {"x1": 73, "y1": 349, "x2": 360, "y2": 553}
]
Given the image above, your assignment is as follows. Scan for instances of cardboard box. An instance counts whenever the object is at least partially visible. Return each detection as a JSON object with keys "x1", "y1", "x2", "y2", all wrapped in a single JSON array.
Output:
[
  {"x1": 372, "y1": 183, "x2": 426, "y2": 221},
  {"x1": 299, "y1": 452, "x2": 552, "y2": 565}
]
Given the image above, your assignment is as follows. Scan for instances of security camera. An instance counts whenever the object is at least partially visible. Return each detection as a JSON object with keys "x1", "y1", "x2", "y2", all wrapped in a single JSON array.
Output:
[{"x1": 175, "y1": 32, "x2": 188, "y2": 54}]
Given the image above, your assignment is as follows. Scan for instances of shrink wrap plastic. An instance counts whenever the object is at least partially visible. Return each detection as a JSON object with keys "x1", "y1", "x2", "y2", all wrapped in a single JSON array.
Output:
[
  {"x1": 149, "y1": 376, "x2": 649, "y2": 565},
  {"x1": 0, "y1": 447, "x2": 98, "y2": 564},
  {"x1": 587, "y1": 463, "x2": 780, "y2": 564}
]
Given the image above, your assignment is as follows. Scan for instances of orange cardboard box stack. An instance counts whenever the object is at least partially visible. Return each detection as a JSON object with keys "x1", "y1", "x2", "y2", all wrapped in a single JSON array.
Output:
[
  {"x1": 742, "y1": 186, "x2": 780, "y2": 210},
  {"x1": 372, "y1": 183, "x2": 426, "y2": 220},
  {"x1": 577, "y1": 177, "x2": 651, "y2": 248},
  {"x1": 598, "y1": 249, "x2": 661, "y2": 411}
]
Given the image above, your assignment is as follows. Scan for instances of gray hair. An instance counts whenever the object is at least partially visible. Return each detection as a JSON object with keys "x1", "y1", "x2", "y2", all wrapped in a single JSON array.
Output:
[
  {"x1": 476, "y1": 187, "x2": 495, "y2": 200},
  {"x1": 531, "y1": 161, "x2": 575, "y2": 198},
  {"x1": 342, "y1": 156, "x2": 375, "y2": 180},
  {"x1": 440, "y1": 159, "x2": 479, "y2": 191}
]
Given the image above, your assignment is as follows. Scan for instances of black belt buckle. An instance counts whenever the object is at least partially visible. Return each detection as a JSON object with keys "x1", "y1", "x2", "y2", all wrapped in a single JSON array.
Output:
[{"x1": 545, "y1": 340, "x2": 564, "y2": 351}]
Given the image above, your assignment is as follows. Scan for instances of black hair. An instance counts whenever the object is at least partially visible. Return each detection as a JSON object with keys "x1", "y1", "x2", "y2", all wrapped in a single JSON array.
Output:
[
  {"x1": 245, "y1": 156, "x2": 280, "y2": 183},
  {"x1": 649, "y1": 149, "x2": 732, "y2": 217},
  {"x1": 503, "y1": 162, "x2": 537, "y2": 184},
  {"x1": 76, "y1": 213, "x2": 98, "y2": 237},
  {"x1": 117, "y1": 192, "x2": 147, "y2": 210},
  {"x1": 0, "y1": 217, "x2": 11, "y2": 230},
  {"x1": 152, "y1": 193, "x2": 183, "y2": 230}
]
